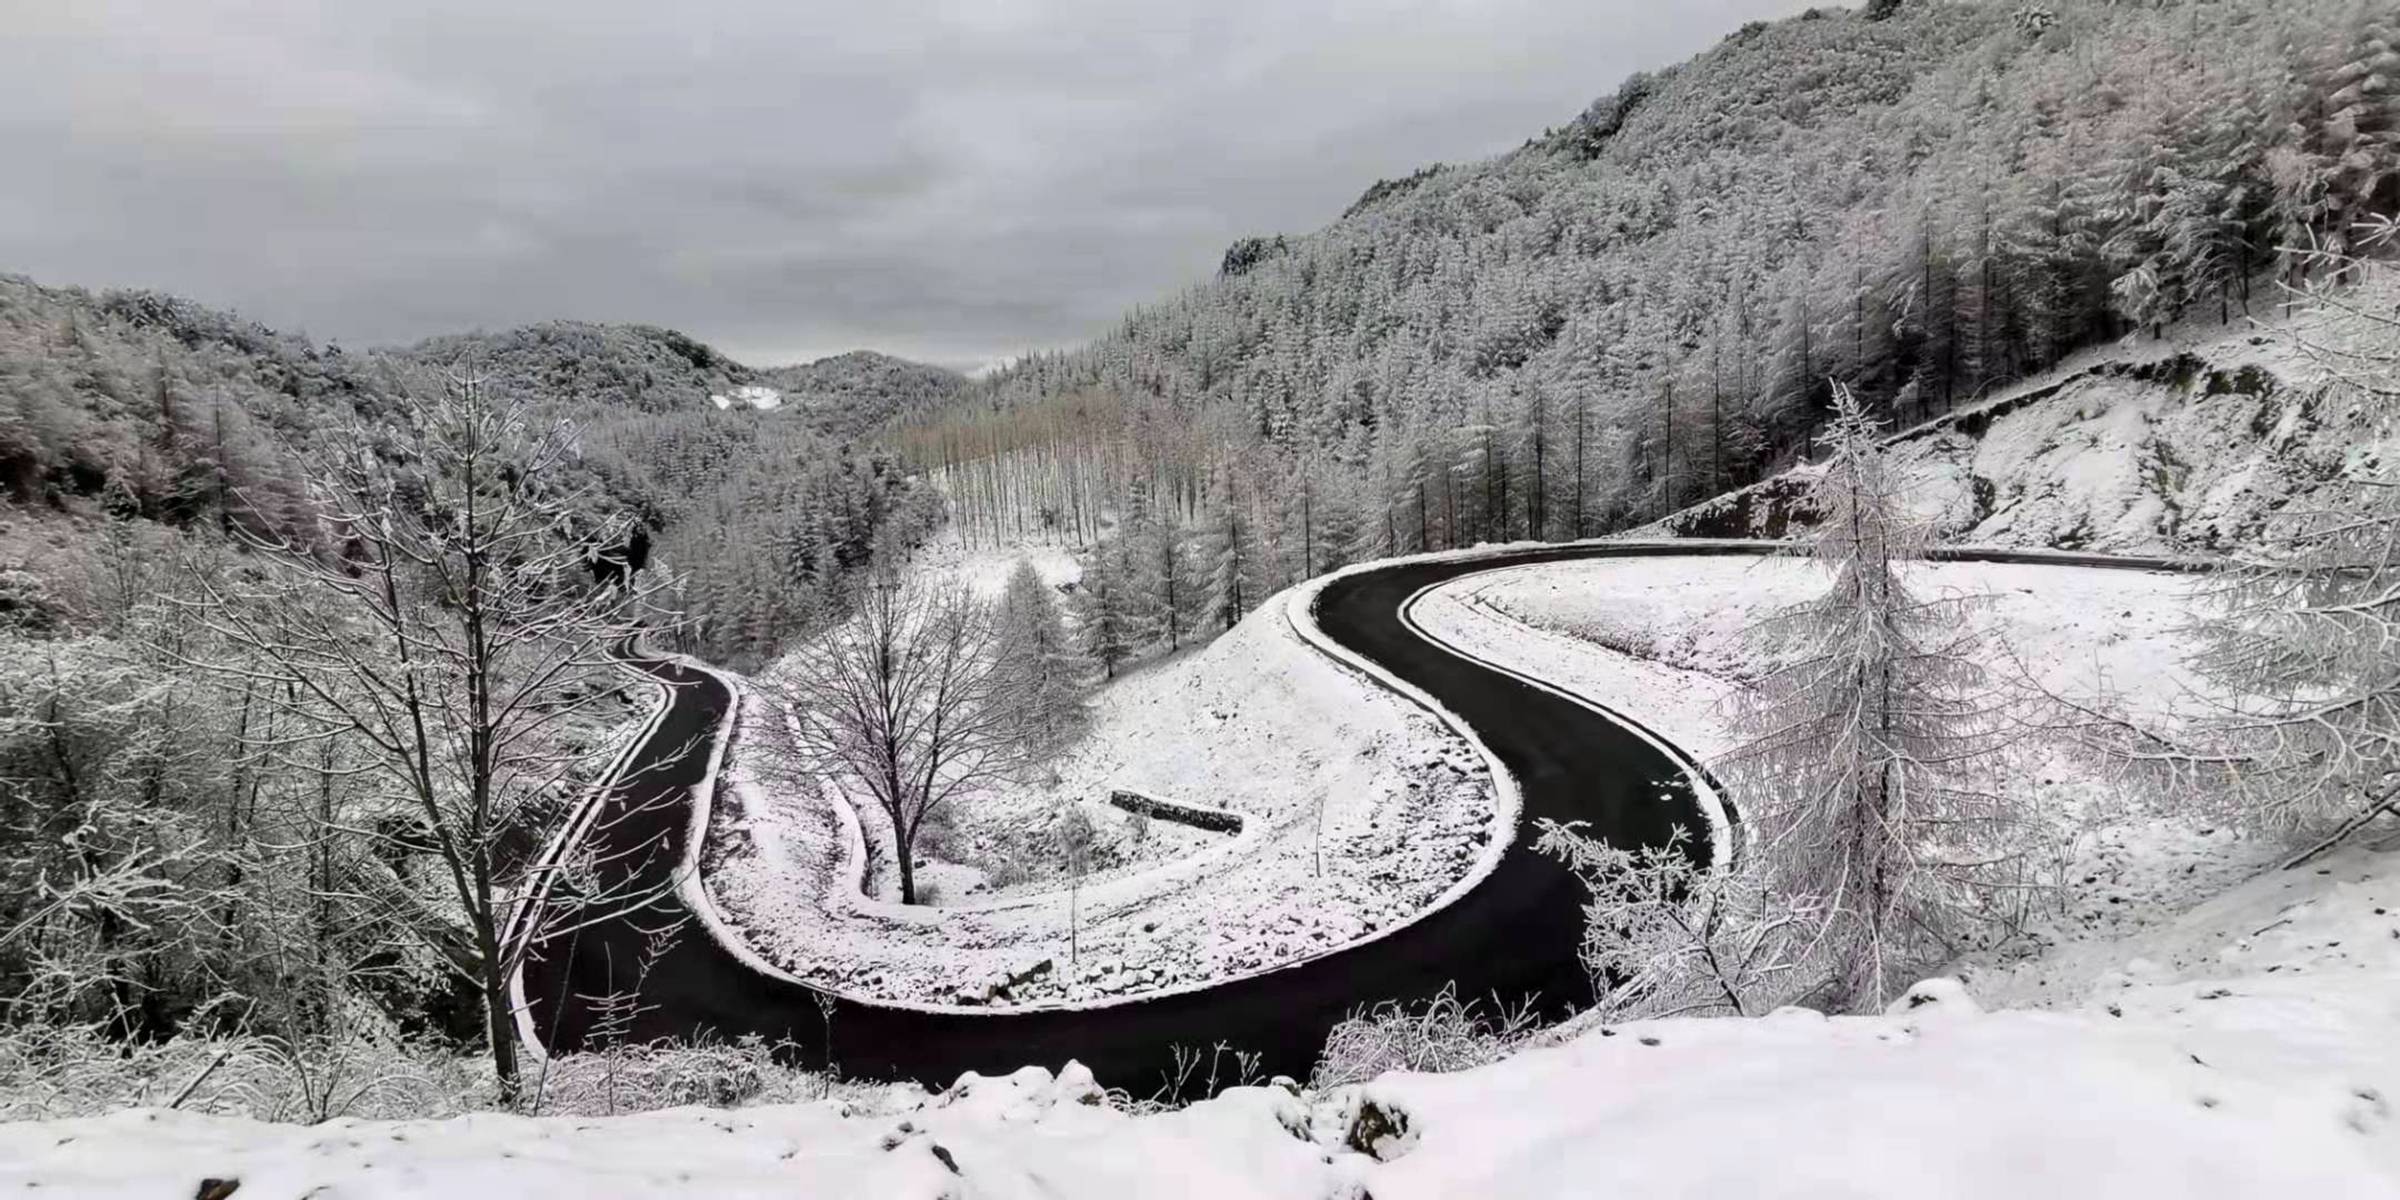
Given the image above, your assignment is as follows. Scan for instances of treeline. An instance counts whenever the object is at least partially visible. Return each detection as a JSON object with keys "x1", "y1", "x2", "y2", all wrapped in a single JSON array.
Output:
[{"x1": 910, "y1": 0, "x2": 2397, "y2": 657}]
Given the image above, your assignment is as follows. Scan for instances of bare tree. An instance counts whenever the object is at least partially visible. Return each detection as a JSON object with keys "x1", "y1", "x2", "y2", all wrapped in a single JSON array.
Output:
[
  {"x1": 771, "y1": 580, "x2": 1022, "y2": 905},
  {"x1": 1050, "y1": 799, "x2": 1096, "y2": 968},
  {"x1": 185, "y1": 371, "x2": 677, "y2": 1102},
  {"x1": 1722, "y1": 384, "x2": 2038, "y2": 1011}
]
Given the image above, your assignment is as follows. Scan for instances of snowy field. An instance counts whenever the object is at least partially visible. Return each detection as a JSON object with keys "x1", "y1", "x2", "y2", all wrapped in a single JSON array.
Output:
[
  {"x1": 699, "y1": 569, "x2": 1502, "y2": 1008},
  {"x1": 13, "y1": 841, "x2": 2394, "y2": 1197}
]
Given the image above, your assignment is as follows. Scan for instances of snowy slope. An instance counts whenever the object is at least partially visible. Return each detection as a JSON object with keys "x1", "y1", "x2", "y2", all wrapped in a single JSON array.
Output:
[
  {"x1": 1661, "y1": 276, "x2": 2399, "y2": 556},
  {"x1": 1420, "y1": 552, "x2": 2295, "y2": 967},
  {"x1": 12, "y1": 842, "x2": 2395, "y2": 1197}
]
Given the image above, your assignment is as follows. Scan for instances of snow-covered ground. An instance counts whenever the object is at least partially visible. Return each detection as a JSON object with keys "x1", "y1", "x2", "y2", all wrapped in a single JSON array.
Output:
[
  {"x1": 13, "y1": 551, "x2": 2398, "y2": 1196},
  {"x1": 1659, "y1": 271, "x2": 2400, "y2": 557},
  {"x1": 700, "y1": 568, "x2": 1502, "y2": 1008},
  {"x1": 902, "y1": 521, "x2": 1084, "y2": 601},
  {"x1": 14, "y1": 840, "x2": 2395, "y2": 1197},
  {"x1": 1419, "y1": 551, "x2": 2291, "y2": 969}
]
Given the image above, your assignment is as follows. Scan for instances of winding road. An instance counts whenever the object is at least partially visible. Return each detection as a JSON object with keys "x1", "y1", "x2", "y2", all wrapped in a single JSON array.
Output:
[{"x1": 515, "y1": 541, "x2": 2190, "y2": 1091}]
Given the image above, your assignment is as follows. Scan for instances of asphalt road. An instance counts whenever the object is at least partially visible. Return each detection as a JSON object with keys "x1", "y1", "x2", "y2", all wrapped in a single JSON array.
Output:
[{"x1": 515, "y1": 541, "x2": 2192, "y2": 1091}]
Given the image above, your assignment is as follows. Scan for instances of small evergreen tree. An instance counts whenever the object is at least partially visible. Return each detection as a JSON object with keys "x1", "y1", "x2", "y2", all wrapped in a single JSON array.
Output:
[
  {"x1": 997, "y1": 559, "x2": 1086, "y2": 754},
  {"x1": 1070, "y1": 545, "x2": 1133, "y2": 680}
]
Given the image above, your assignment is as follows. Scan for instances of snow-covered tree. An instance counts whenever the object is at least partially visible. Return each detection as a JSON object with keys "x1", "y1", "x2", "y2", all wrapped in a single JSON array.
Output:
[
  {"x1": 1050, "y1": 800, "x2": 1098, "y2": 968},
  {"x1": 187, "y1": 371, "x2": 670, "y2": 1102},
  {"x1": 2182, "y1": 231, "x2": 2400, "y2": 856},
  {"x1": 1723, "y1": 386, "x2": 2036, "y2": 1010},
  {"x1": 1069, "y1": 543, "x2": 1135, "y2": 679},
  {"x1": 996, "y1": 559, "x2": 1086, "y2": 754}
]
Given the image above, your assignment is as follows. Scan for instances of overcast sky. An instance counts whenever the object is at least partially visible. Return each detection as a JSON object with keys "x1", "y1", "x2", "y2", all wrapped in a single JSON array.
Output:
[{"x1": 6, "y1": 0, "x2": 1815, "y2": 372}]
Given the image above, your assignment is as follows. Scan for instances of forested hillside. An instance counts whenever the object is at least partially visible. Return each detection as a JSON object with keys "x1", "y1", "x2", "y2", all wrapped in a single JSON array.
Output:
[
  {"x1": 0, "y1": 277, "x2": 956, "y2": 666},
  {"x1": 912, "y1": 0, "x2": 2398, "y2": 666},
  {"x1": 0, "y1": 272, "x2": 965, "y2": 1102},
  {"x1": 759, "y1": 350, "x2": 971, "y2": 442}
]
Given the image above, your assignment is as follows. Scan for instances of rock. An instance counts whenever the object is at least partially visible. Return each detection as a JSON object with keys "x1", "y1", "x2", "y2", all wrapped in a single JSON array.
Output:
[{"x1": 1345, "y1": 1094, "x2": 1416, "y2": 1162}]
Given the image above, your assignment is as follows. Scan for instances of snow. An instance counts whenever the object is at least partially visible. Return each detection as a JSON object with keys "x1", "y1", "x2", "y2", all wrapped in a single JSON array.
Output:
[
  {"x1": 14, "y1": 842, "x2": 2396, "y2": 1196},
  {"x1": 698, "y1": 568, "x2": 1506, "y2": 1009},
  {"x1": 902, "y1": 522, "x2": 1083, "y2": 600},
  {"x1": 708, "y1": 384, "x2": 784, "y2": 411}
]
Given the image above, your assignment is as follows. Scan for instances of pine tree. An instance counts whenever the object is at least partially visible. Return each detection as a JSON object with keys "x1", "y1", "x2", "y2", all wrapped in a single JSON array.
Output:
[
  {"x1": 1069, "y1": 543, "x2": 1133, "y2": 680},
  {"x1": 1201, "y1": 464, "x2": 1254, "y2": 631},
  {"x1": 997, "y1": 560, "x2": 1086, "y2": 754}
]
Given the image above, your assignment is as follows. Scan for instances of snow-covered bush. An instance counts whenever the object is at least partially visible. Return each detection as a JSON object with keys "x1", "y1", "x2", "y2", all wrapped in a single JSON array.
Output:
[
  {"x1": 0, "y1": 1025, "x2": 474, "y2": 1123},
  {"x1": 528, "y1": 1036, "x2": 854, "y2": 1117},
  {"x1": 1533, "y1": 822, "x2": 1817, "y2": 1020},
  {"x1": 1310, "y1": 985, "x2": 1539, "y2": 1089}
]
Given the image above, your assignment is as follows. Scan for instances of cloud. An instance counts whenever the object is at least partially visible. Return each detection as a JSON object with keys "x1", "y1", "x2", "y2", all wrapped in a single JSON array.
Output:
[{"x1": 2, "y1": 0, "x2": 1816, "y2": 371}]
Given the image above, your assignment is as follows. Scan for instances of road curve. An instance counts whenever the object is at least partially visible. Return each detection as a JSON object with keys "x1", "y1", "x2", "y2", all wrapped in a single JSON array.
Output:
[{"x1": 516, "y1": 541, "x2": 2196, "y2": 1090}]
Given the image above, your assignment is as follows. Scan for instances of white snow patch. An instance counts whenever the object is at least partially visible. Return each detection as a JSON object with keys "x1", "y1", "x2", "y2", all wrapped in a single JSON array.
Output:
[
  {"x1": 708, "y1": 384, "x2": 784, "y2": 411},
  {"x1": 904, "y1": 522, "x2": 1083, "y2": 600}
]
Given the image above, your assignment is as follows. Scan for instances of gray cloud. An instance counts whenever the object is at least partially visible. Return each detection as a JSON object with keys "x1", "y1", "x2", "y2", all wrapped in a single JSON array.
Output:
[{"x1": 2, "y1": 0, "x2": 1816, "y2": 371}]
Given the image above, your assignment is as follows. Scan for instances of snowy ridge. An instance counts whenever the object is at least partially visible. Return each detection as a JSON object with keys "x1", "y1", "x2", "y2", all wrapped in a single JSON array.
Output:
[{"x1": 1644, "y1": 298, "x2": 2350, "y2": 553}]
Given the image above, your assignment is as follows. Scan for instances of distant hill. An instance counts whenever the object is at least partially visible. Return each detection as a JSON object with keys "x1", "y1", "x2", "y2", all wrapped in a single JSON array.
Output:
[
  {"x1": 409, "y1": 321, "x2": 748, "y2": 417},
  {"x1": 0, "y1": 275, "x2": 949, "y2": 665},
  {"x1": 757, "y1": 350, "x2": 969, "y2": 443}
]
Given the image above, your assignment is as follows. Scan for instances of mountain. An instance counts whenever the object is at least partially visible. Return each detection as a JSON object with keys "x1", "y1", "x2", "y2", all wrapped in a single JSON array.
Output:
[
  {"x1": 410, "y1": 321, "x2": 750, "y2": 416},
  {"x1": 757, "y1": 350, "x2": 970, "y2": 442},
  {"x1": 898, "y1": 0, "x2": 2397, "y2": 673}
]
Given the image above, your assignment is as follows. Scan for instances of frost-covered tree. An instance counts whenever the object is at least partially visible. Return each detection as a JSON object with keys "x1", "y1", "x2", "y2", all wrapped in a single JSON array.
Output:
[
  {"x1": 1050, "y1": 800, "x2": 1098, "y2": 968},
  {"x1": 1069, "y1": 542, "x2": 1135, "y2": 680},
  {"x1": 188, "y1": 371, "x2": 671, "y2": 1102},
  {"x1": 996, "y1": 559, "x2": 1086, "y2": 755},
  {"x1": 1724, "y1": 386, "x2": 2035, "y2": 1010},
  {"x1": 1534, "y1": 822, "x2": 1816, "y2": 1020},
  {"x1": 1200, "y1": 464, "x2": 1257, "y2": 631}
]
